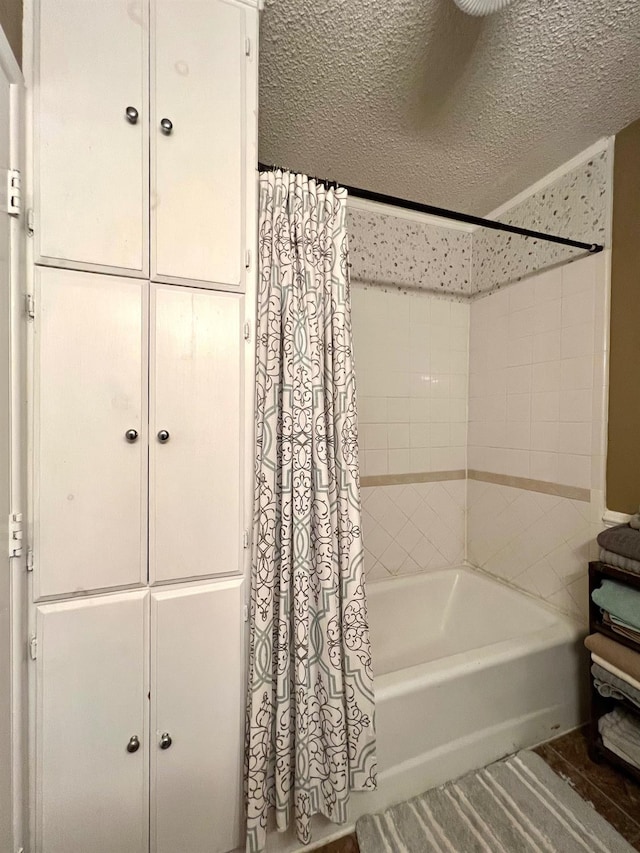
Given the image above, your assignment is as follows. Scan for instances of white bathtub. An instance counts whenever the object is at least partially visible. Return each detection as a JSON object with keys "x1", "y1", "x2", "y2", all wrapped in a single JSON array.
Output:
[{"x1": 268, "y1": 567, "x2": 587, "y2": 852}]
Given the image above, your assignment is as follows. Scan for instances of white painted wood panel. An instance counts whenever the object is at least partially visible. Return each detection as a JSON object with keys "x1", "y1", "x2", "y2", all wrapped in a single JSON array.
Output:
[
  {"x1": 35, "y1": 591, "x2": 149, "y2": 853},
  {"x1": 151, "y1": 0, "x2": 245, "y2": 288},
  {"x1": 0, "y1": 62, "x2": 12, "y2": 853},
  {"x1": 35, "y1": 0, "x2": 149, "y2": 274},
  {"x1": 150, "y1": 580, "x2": 244, "y2": 853},
  {"x1": 34, "y1": 268, "x2": 147, "y2": 598},
  {"x1": 149, "y1": 285, "x2": 242, "y2": 584}
]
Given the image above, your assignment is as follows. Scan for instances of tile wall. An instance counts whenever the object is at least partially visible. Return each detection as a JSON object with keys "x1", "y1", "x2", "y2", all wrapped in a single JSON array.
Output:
[
  {"x1": 466, "y1": 251, "x2": 610, "y2": 623},
  {"x1": 468, "y1": 253, "x2": 609, "y2": 492},
  {"x1": 351, "y1": 284, "x2": 469, "y2": 478},
  {"x1": 361, "y1": 481, "x2": 466, "y2": 582}
]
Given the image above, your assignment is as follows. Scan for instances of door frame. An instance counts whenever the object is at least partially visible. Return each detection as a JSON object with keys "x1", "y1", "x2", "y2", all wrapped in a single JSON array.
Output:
[{"x1": 0, "y1": 17, "x2": 27, "y2": 853}]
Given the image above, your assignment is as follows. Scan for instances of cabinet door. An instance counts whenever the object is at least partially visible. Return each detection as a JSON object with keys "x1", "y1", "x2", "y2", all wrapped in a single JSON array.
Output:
[
  {"x1": 149, "y1": 285, "x2": 241, "y2": 584},
  {"x1": 35, "y1": 0, "x2": 149, "y2": 275},
  {"x1": 35, "y1": 591, "x2": 149, "y2": 853},
  {"x1": 150, "y1": 580, "x2": 244, "y2": 853},
  {"x1": 34, "y1": 268, "x2": 147, "y2": 598},
  {"x1": 151, "y1": 0, "x2": 245, "y2": 288}
]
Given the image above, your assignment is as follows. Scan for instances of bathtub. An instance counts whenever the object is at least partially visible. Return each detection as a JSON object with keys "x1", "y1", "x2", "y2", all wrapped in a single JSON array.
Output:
[{"x1": 268, "y1": 566, "x2": 587, "y2": 852}]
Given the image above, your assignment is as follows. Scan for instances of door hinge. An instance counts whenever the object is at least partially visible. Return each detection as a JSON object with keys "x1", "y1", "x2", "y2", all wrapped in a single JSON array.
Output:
[
  {"x1": 26, "y1": 548, "x2": 33, "y2": 572},
  {"x1": 245, "y1": 250, "x2": 251, "y2": 269},
  {"x1": 25, "y1": 293, "x2": 34, "y2": 320},
  {"x1": 7, "y1": 169, "x2": 21, "y2": 216},
  {"x1": 243, "y1": 321, "x2": 251, "y2": 341},
  {"x1": 243, "y1": 529, "x2": 250, "y2": 548},
  {"x1": 245, "y1": 37, "x2": 252, "y2": 57},
  {"x1": 26, "y1": 207, "x2": 34, "y2": 236},
  {"x1": 243, "y1": 604, "x2": 249, "y2": 622},
  {"x1": 28, "y1": 635, "x2": 37, "y2": 661},
  {"x1": 9, "y1": 513, "x2": 23, "y2": 558}
]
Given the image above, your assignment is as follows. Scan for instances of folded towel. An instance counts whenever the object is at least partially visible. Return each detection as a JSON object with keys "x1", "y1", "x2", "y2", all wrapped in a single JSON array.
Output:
[
  {"x1": 603, "y1": 611, "x2": 640, "y2": 644},
  {"x1": 592, "y1": 580, "x2": 640, "y2": 632},
  {"x1": 598, "y1": 708, "x2": 640, "y2": 770},
  {"x1": 584, "y1": 633, "x2": 640, "y2": 683},
  {"x1": 592, "y1": 654, "x2": 640, "y2": 691},
  {"x1": 600, "y1": 548, "x2": 640, "y2": 575},
  {"x1": 598, "y1": 524, "x2": 640, "y2": 562},
  {"x1": 592, "y1": 662, "x2": 640, "y2": 711}
]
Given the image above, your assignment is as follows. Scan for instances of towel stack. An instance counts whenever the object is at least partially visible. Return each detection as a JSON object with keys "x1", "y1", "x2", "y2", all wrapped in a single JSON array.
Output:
[
  {"x1": 592, "y1": 580, "x2": 640, "y2": 645},
  {"x1": 597, "y1": 519, "x2": 640, "y2": 575},
  {"x1": 586, "y1": 526, "x2": 640, "y2": 769}
]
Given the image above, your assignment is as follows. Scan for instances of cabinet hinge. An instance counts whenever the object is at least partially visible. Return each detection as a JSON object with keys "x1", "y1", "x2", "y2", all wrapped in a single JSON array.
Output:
[
  {"x1": 6, "y1": 168, "x2": 21, "y2": 216},
  {"x1": 26, "y1": 207, "x2": 34, "y2": 237},
  {"x1": 243, "y1": 529, "x2": 249, "y2": 548},
  {"x1": 9, "y1": 513, "x2": 23, "y2": 558},
  {"x1": 245, "y1": 37, "x2": 251, "y2": 57},
  {"x1": 243, "y1": 604, "x2": 249, "y2": 622},
  {"x1": 28, "y1": 635, "x2": 37, "y2": 661},
  {"x1": 26, "y1": 548, "x2": 33, "y2": 572},
  {"x1": 25, "y1": 293, "x2": 35, "y2": 320},
  {"x1": 245, "y1": 250, "x2": 251, "y2": 270},
  {"x1": 243, "y1": 321, "x2": 251, "y2": 341}
]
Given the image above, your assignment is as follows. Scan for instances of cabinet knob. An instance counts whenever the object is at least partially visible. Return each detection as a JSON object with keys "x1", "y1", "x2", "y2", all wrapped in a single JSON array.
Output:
[
  {"x1": 159, "y1": 732, "x2": 172, "y2": 750},
  {"x1": 157, "y1": 429, "x2": 170, "y2": 443},
  {"x1": 126, "y1": 735, "x2": 140, "y2": 753},
  {"x1": 160, "y1": 117, "x2": 173, "y2": 135},
  {"x1": 125, "y1": 106, "x2": 139, "y2": 125},
  {"x1": 125, "y1": 428, "x2": 139, "y2": 443}
]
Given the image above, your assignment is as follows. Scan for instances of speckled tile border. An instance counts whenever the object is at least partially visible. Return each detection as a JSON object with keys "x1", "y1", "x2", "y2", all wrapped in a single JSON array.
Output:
[
  {"x1": 360, "y1": 470, "x2": 466, "y2": 488},
  {"x1": 467, "y1": 469, "x2": 590, "y2": 502}
]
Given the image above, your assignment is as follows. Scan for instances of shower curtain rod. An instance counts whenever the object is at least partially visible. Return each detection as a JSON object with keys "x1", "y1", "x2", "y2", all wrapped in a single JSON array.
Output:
[{"x1": 257, "y1": 162, "x2": 604, "y2": 255}]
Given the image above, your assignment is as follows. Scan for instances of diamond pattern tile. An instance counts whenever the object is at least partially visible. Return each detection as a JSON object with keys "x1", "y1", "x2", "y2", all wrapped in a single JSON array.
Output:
[
  {"x1": 361, "y1": 481, "x2": 465, "y2": 581},
  {"x1": 467, "y1": 479, "x2": 599, "y2": 623}
]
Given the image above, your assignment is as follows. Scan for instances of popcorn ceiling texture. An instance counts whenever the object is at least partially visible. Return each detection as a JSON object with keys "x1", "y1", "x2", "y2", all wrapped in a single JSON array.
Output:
[
  {"x1": 346, "y1": 147, "x2": 611, "y2": 297},
  {"x1": 259, "y1": 0, "x2": 640, "y2": 215},
  {"x1": 347, "y1": 207, "x2": 471, "y2": 294}
]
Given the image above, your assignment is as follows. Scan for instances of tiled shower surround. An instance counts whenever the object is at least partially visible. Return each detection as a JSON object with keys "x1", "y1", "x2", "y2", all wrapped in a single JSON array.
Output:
[{"x1": 350, "y1": 144, "x2": 611, "y2": 624}]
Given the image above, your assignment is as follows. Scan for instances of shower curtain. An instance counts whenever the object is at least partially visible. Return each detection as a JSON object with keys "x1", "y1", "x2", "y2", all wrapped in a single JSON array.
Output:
[{"x1": 245, "y1": 170, "x2": 376, "y2": 852}]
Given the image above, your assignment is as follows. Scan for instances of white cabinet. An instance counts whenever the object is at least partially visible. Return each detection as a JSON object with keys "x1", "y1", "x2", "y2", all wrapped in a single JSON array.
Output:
[
  {"x1": 34, "y1": 268, "x2": 243, "y2": 598},
  {"x1": 35, "y1": 582, "x2": 244, "y2": 853},
  {"x1": 33, "y1": 268, "x2": 148, "y2": 599},
  {"x1": 150, "y1": 286, "x2": 241, "y2": 584},
  {"x1": 34, "y1": 0, "x2": 256, "y2": 290},
  {"x1": 150, "y1": 580, "x2": 244, "y2": 853},
  {"x1": 35, "y1": 591, "x2": 149, "y2": 853},
  {"x1": 151, "y1": 0, "x2": 245, "y2": 287},
  {"x1": 35, "y1": 0, "x2": 149, "y2": 275}
]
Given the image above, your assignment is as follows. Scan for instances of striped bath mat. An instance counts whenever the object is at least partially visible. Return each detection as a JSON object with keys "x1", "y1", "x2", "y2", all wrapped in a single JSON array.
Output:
[{"x1": 356, "y1": 750, "x2": 635, "y2": 852}]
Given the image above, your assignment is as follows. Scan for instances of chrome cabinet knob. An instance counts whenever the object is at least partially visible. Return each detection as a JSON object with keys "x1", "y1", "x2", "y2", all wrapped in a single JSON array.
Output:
[
  {"x1": 157, "y1": 429, "x2": 170, "y2": 443},
  {"x1": 125, "y1": 106, "x2": 139, "y2": 124},
  {"x1": 160, "y1": 117, "x2": 173, "y2": 135},
  {"x1": 159, "y1": 732, "x2": 172, "y2": 750},
  {"x1": 125, "y1": 428, "x2": 139, "y2": 443},
  {"x1": 126, "y1": 735, "x2": 140, "y2": 753}
]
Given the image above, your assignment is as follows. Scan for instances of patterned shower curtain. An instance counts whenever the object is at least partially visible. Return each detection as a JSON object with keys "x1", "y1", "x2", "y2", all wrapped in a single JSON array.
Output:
[{"x1": 245, "y1": 171, "x2": 377, "y2": 852}]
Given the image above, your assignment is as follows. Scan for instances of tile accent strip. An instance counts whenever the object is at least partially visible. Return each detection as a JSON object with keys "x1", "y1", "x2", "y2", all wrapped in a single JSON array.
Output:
[
  {"x1": 360, "y1": 470, "x2": 466, "y2": 488},
  {"x1": 467, "y1": 469, "x2": 590, "y2": 502}
]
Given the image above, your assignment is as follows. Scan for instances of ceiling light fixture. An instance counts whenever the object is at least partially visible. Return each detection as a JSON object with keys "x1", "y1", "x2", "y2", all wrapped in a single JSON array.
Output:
[{"x1": 452, "y1": 0, "x2": 518, "y2": 15}]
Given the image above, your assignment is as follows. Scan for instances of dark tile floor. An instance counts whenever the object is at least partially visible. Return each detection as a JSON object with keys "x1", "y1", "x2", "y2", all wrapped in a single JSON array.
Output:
[{"x1": 316, "y1": 725, "x2": 640, "y2": 852}]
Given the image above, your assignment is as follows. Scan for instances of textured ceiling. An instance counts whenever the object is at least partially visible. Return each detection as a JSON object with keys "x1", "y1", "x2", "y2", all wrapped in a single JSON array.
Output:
[{"x1": 259, "y1": 0, "x2": 640, "y2": 214}]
